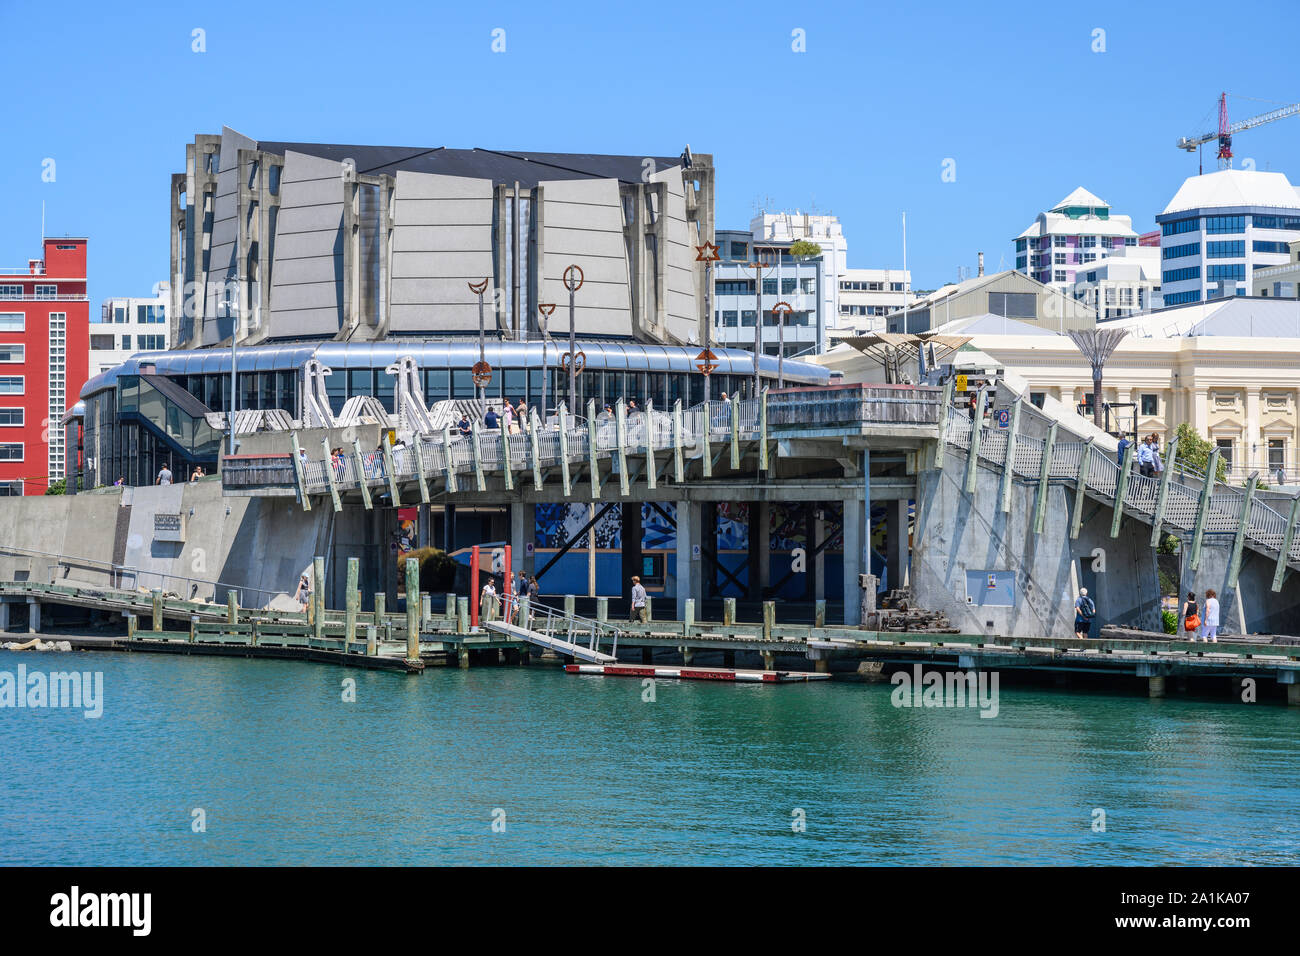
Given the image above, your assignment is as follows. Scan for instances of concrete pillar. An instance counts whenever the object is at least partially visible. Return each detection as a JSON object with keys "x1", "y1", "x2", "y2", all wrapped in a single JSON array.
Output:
[
  {"x1": 445, "y1": 593, "x2": 455, "y2": 618},
  {"x1": 723, "y1": 597, "x2": 736, "y2": 625},
  {"x1": 227, "y1": 592, "x2": 237, "y2": 624},
  {"x1": 814, "y1": 599, "x2": 826, "y2": 628},
  {"x1": 762, "y1": 600, "x2": 775, "y2": 640},
  {"x1": 366, "y1": 624, "x2": 377, "y2": 656},
  {"x1": 643, "y1": 595, "x2": 652, "y2": 622},
  {"x1": 595, "y1": 597, "x2": 608, "y2": 623},
  {"x1": 511, "y1": 502, "x2": 535, "y2": 576},
  {"x1": 564, "y1": 594, "x2": 576, "y2": 618},
  {"x1": 751, "y1": 501, "x2": 770, "y2": 598},
  {"x1": 456, "y1": 596, "x2": 468, "y2": 634},
  {"x1": 1148, "y1": 675, "x2": 1166, "y2": 698},
  {"x1": 813, "y1": 506, "x2": 826, "y2": 602},
  {"x1": 842, "y1": 497, "x2": 863, "y2": 626},
  {"x1": 458, "y1": 643, "x2": 470, "y2": 669},
  {"x1": 682, "y1": 645, "x2": 694, "y2": 665},
  {"x1": 27, "y1": 599, "x2": 40, "y2": 635},
  {"x1": 761, "y1": 650, "x2": 775, "y2": 671},
  {"x1": 886, "y1": 498, "x2": 909, "y2": 592},
  {"x1": 374, "y1": 592, "x2": 385, "y2": 624},
  {"x1": 0, "y1": 601, "x2": 9, "y2": 633},
  {"x1": 674, "y1": 498, "x2": 700, "y2": 622},
  {"x1": 151, "y1": 588, "x2": 163, "y2": 631},
  {"x1": 815, "y1": 657, "x2": 829, "y2": 673},
  {"x1": 683, "y1": 597, "x2": 694, "y2": 638}
]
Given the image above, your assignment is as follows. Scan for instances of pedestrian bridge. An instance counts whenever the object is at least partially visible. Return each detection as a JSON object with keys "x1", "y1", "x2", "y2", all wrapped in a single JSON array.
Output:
[{"x1": 222, "y1": 385, "x2": 943, "y2": 508}]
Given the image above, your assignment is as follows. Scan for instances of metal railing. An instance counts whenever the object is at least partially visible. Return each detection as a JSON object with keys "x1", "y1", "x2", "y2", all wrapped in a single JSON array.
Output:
[
  {"x1": 524, "y1": 599, "x2": 621, "y2": 660},
  {"x1": 226, "y1": 387, "x2": 949, "y2": 496},
  {"x1": 0, "y1": 544, "x2": 285, "y2": 607}
]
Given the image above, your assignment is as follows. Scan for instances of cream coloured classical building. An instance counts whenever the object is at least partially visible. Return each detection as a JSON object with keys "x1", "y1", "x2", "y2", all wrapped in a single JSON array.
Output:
[{"x1": 950, "y1": 297, "x2": 1300, "y2": 481}]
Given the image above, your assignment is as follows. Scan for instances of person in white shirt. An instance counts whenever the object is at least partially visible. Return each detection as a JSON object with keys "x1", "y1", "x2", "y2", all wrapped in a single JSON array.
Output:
[
  {"x1": 1203, "y1": 588, "x2": 1220, "y2": 643},
  {"x1": 480, "y1": 578, "x2": 499, "y2": 622}
]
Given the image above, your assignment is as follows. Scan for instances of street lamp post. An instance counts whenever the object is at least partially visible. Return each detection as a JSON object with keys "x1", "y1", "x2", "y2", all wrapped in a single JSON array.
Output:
[
  {"x1": 695, "y1": 240, "x2": 721, "y2": 396},
  {"x1": 561, "y1": 266, "x2": 585, "y2": 424},
  {"x1": 741, "y1": 257, "x2": 775, "y2": 399},
  {"x1": 771, "y1": 301, "x2": 794, "y2": 389},
  {"x1": 538, "y1": 303, "x2": 556, "y2": 421}
]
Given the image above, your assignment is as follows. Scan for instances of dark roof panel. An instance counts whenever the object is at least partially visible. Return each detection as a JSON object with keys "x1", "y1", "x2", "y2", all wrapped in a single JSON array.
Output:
[{"x1": 255, "y1": 139, "x2": 683, "y2": 186}]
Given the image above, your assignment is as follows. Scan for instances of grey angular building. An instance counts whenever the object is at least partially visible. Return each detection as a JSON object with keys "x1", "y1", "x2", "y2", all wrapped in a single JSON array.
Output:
[{"x1": 170, "y1": 127, "x2": 716, "y2": 350}]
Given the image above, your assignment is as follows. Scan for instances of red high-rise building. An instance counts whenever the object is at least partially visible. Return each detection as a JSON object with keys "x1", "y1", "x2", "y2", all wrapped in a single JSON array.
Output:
[{"x1": 0, "y1": 238, "x2": 89, "y2": 495}]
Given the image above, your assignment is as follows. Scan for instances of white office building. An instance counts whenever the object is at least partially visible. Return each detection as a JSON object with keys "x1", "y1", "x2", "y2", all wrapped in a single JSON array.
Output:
[
  {"x1": 836, "y1": 268, "x2": 910, "y2": 336},
  {"x1": 92, "y1": 285, "x2": 170, "y2": 374},
  {"x1": 1015, "y1": 187, "x2": 1140, "y2": 293},
  {"x1": 1068, "y1": 246, "x2": 1162, "y2": 319},
  {"x1": 1155, "y1": 169, "x2": 1300, "y2": 306}
]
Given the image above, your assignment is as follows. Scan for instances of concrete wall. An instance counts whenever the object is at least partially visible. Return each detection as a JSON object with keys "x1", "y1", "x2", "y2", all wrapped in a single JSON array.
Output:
[
  {"x1": 268, "y1": 150, "x2": 346, "y2": 339},
  {"x1": 912, "y1": 446, "x2": 1162, "y2": 638},
  {"x1": 389, "y1": 170, "x2": 494, "y2": 334},
  {"x1": 539, "y1": 177, "x2": 633, "y2": 335},
  {"x1": 1178, "y1": 536, "x2": 1300, "y2": 637},
  {"x1": 0, "y1": 480, "x2": 337, "y2": 611}
]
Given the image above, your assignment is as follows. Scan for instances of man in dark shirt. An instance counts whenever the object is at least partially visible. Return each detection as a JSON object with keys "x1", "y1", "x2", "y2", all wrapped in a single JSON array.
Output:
[
  {"x1": 457, "y1": 414, "x2": 471, "y2": 434},
  {"x1": 484, "y1": 407, "x2": 500, "y2": 429}
]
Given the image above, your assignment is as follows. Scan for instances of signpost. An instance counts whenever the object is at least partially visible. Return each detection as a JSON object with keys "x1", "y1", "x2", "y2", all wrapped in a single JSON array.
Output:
[{"x1": 538, "y1": 303, "x2": 556, "y2": 420}]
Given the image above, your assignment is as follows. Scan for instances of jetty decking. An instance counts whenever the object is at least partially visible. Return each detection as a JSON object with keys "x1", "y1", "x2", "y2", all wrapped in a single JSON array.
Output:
[{"x1": 5, "y1": 579, "x2": 1300, "y2": 703}]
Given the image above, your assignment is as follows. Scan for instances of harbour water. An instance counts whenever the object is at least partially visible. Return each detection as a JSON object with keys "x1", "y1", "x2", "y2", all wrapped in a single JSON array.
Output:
[{"x1": 2, "y1": 652, "x2": 1297, "y2": 866}]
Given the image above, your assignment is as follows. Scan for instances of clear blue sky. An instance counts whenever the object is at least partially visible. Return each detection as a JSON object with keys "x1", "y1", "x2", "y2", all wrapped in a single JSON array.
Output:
[{"x1": 3, "y1": 0, "x2": 1299, "y2": 299}]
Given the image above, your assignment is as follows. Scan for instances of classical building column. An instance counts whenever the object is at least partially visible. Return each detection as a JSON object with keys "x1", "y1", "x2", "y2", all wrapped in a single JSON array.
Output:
[{"x1": 1245, "y1": 389, "x2": 1262, "y2": 475}]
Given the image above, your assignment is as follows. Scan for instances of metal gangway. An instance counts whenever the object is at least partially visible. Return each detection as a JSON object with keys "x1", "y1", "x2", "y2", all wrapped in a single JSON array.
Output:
[{"x1": 482, "y1": 599, "x2": 619, "y2": 664}]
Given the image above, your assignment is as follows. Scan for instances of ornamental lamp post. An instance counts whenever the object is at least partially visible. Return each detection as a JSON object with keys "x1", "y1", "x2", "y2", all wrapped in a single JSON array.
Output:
[
  {"x1": 770, "y1": 301, "x2": 794, "y2": 389},
  {"x1": 468, "y1": 278, "x2": 492, "y2": 417},
  {"x1": 538, "y1": 302, "x2": 556, "y2": 422}
]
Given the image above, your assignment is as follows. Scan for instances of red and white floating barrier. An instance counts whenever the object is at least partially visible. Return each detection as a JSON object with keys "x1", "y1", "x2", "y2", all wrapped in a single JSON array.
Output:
[{"x1": 564, "y1": 664, "x2": 830, "y2": 683}]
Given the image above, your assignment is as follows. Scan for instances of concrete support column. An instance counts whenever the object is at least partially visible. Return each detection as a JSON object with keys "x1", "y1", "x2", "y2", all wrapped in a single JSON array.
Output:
[
  {"x1": 27, "y1": 599, "x2": 40, "y2": 635},
  {"x1": 1148, "y1": 675, "x2": 1166, "y2": 699},
  {"x1": 886, "y1": 498, "x2": 909, "y2": 592},
  {"x1": 757, "y1": 502, "x2": 770, "y2": 595},
  {"x1": 813, "y1": 506, "x2": 825, "y2": 602},
  {"x1": 0, "y1": 601, "x2": 9, "y2": 633},
  {"x1": 674, "y1": 499, "x2": 701, "y2": 622},
  {"x1": 511, "y1": 502, "x2": 535, "y2": 576},
  {"x1": 842, "y1": 498, "x2": 863, "y2": 626},
  {"x1": 443, "y1": 504, "x2": 456, "y2": 553}
]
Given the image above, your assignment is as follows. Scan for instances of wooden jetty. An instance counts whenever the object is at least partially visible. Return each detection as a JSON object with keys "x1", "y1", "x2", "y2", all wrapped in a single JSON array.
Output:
[{"x1": 4, "y1": 577, "x2": 1300, "y2": 704}]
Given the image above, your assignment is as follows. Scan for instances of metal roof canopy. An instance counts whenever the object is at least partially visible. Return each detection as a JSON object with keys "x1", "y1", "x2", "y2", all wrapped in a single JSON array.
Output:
[
  {"x1": 80, "y1": 340, "x2": 829, "y2": 399},
  {"x1": 843, "y1": 332, "x2": 972, "y2": 384}
]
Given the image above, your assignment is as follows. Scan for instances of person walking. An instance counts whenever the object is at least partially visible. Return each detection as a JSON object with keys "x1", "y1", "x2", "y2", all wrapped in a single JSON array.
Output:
[
  {"x1": 502, "y1": 401, "x2": 514, "y2": 435},
  {"x1": 1203, "y1": 588, "x2": 1220, "y2": 643},
  {"x1": 1074, "y1": 587, "x2": 1095, "y2": 639},
  {"x1": 294, "y1": 572, "x2": 312, "y2": 613},
  {"x1": 515, "y1": 399, "x2": 529, "y2": 431},
  {"x1": 481, "y1": 577, "x2": 499, "y2": 622},
  {"x1": 156, "y1": 463, "x2": 173, "y2": 485},
  {"x1": 628, "y1": 575, "x2": 647, "y2": 624},
  {"x1": 1182, "y1": 591, "x2": 1201, "y2": 642},
  {"x1": 1137, "y1": 435, "x2": 1154, "y2": 478}
]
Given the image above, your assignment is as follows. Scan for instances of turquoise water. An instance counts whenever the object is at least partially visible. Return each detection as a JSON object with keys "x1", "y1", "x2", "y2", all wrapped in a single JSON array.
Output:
[{"x1": 1, "y1": 652, "x2": 1297, "y2": 865}]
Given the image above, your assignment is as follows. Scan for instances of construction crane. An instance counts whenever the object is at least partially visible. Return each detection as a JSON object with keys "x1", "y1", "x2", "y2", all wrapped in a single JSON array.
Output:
[{"x1": 1177, "y1": 93, "x2": 1300, "y2": 173}]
